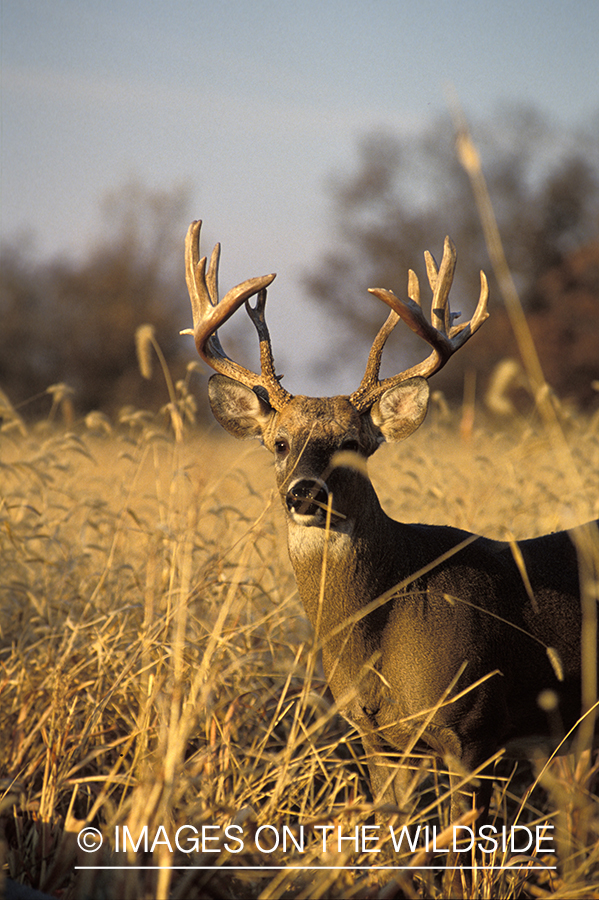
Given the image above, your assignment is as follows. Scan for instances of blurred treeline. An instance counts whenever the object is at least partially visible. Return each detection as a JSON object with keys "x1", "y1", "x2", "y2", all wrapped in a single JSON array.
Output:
[
  {"x1": 305, "y1": 107, "x2": 599, "y2": 413},
  {"x1": 0, "y1": 182, "x2": 198, "y2": 421},
  {"x1": 1, "y1": 107, "x2": 599, "y2": 421}
]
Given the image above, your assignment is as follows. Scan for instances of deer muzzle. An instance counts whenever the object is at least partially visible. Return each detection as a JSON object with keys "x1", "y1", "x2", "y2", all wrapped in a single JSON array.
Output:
[{"x1": 285, "y1": 478, "x2": 330, "y2": 520}]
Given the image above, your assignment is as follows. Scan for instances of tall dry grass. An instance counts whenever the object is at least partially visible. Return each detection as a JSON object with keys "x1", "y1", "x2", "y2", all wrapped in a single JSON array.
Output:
[{"x1": 1, "y1": 389, "x2": 598, "y2": 898}]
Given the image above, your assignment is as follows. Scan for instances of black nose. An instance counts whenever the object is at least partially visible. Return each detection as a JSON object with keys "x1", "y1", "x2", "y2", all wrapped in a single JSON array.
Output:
[{"x1": 286, "y1": 479, "x2": 329, "y2": 516}]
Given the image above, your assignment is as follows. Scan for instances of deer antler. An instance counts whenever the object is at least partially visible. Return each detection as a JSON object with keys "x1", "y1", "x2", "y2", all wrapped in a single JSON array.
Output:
[
  {"x1": 350, "y1": 237, "x2": 489, "y2": 411},
  {"x1": 181, "y1": 220, "x2": 292, "y2": 409}
]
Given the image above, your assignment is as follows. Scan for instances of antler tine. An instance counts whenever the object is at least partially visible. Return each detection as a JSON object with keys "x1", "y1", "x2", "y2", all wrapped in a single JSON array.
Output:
[
  {"x1": 182, "y1": 220, "x2": 291, "y2": 408},
  {"x1": 357, "y1": 309, "x2": 401, "y2": 390},
  {"x1": 350, "y1": 236, "x2": 489, "y2": 411},
  {"x1": 245, "y1": 288, "x2": 286, "y2": 397},
  {"x1": 425, "y1": 236, "x2": 457, "y2": 333}
]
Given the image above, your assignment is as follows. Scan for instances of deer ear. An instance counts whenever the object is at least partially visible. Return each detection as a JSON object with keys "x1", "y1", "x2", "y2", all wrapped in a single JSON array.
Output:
[
  {"x1": 370, "y1": 376, "x2": 430, "y2": 442},
  {"x1": 208, "y1": 374, "x2": 275, "y2": 440}
]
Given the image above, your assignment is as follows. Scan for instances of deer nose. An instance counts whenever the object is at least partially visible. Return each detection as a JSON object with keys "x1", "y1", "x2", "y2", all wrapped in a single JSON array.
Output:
[{"x1": 286, "y1": 479, "x2": 329, "y2": 517}]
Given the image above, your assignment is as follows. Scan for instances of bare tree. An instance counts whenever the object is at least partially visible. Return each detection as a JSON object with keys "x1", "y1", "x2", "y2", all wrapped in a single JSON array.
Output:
[
  {"x1": 304, "y1": 107, "x2": 599, "y2": 407},
  {"x1": 0, "y1": 181, "x2": 196, "y2": 418}
]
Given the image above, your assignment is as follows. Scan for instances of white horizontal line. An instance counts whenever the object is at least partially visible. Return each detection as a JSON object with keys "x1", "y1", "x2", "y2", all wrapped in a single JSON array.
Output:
[{"x1": 75, "y1": 864, "x2": 556, "y2": 871}]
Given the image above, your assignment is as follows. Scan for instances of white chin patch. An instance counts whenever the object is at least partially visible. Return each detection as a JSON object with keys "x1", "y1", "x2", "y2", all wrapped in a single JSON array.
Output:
[
  {"x1": 288, "y1": 509, "x2": 353, "y2": 532},
  {"x1": 288, "y1": 509, "x2": 327, "y2": 527}
]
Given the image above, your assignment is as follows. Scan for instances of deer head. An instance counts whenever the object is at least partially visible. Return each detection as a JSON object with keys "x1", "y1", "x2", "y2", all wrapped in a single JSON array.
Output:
[{"x1": 182, "y1": 220, "x2": 488, "y2": 533}]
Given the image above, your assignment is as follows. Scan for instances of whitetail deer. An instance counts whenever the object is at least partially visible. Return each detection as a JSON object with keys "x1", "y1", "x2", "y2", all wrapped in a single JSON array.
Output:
[{"x1": 183, "y1": 219, "x2": 598, "y2": 835}]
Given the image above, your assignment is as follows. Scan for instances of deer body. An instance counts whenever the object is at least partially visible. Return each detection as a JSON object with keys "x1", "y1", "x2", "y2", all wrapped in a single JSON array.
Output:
[
  {"x1": 209, "y1": 378, "x2": 589, "y2": 819},
  {"x1": 184, "y1": 220, "x2": 596, "y2": 826}
]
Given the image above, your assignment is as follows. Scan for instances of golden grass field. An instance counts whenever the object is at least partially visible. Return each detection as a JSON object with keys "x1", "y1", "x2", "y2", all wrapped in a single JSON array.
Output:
[{"x1": 1, "y1": 397, "x2": 599, "y2": 899}]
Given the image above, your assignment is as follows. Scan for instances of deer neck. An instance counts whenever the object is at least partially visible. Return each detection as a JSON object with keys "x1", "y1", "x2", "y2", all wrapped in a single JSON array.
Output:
[{"x1": 285, "y1": 480, "x2": 405, "y2": 640}]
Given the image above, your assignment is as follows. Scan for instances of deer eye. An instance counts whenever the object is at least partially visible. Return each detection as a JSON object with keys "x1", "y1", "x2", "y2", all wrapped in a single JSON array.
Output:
[{"x1": 274, "y1": 438, "x2": 290, "y2": 457}]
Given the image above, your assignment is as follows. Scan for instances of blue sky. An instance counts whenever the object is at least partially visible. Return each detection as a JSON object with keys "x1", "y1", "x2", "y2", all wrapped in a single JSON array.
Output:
[{"x1": 2, "y1": 0, "x2": 598, "y2": 392}]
